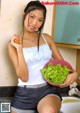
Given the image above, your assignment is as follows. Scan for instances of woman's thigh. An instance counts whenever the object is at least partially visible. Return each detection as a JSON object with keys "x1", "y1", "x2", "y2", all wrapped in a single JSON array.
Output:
[
  {"x1": 11, "y1": 107, "x2": 35, "y2": 113},
  {"x1": 37, "y1": 95, "x2": 61, "y2": 113}
]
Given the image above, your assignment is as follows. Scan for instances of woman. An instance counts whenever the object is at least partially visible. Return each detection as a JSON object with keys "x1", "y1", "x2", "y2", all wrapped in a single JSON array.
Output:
[{"x1": 8, "y1": 1, "x2": 78, "y2": 113}]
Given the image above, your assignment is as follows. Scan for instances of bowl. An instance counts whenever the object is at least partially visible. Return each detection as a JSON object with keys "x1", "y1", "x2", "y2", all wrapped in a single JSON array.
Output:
[{"x1": 41, "y1": 59, "x2": 74, "y2": 86}]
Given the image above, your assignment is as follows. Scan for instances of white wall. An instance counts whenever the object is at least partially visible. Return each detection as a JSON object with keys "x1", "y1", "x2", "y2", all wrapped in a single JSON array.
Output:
[
  {"x1": 59, "y1": 48, "x2": 77, "y2": 69},
  {"x1": 0, "y1": 0, "x2": 77, "y2": 86}
]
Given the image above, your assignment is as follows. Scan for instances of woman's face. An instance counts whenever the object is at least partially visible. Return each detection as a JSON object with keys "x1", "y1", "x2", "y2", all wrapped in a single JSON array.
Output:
[{"x1": 24, "y1": 9, "x2": 44, "y2": 32}]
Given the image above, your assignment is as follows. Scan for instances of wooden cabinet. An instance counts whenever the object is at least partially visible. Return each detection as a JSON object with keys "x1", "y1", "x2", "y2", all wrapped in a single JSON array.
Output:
[
  {"x1": 54, "y1": 43, "x2": 80, "y2": 85},
  {"x1": 76, "y1": 49, "x2": 80, "y2": 85}
]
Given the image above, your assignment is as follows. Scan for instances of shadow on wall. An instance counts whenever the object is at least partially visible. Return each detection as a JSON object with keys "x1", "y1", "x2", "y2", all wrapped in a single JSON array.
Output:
[{"x1": 4, "y1": 42, "x2": 18, "y2": 85}]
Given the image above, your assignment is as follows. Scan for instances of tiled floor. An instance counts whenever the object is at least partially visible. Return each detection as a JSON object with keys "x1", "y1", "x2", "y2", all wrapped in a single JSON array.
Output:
[{"x1": 0, "y1": 96, "x2": 80, "y2": 113}]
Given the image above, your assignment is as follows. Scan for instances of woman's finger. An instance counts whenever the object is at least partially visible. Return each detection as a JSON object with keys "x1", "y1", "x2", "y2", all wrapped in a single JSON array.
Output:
[{"x1": 14, "y1": 38, "x2": 22, "y2": 44}]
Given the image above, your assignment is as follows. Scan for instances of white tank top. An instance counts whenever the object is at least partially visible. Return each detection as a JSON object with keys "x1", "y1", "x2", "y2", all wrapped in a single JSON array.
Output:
[{"x1": 18, "y1": 34, "x2": 52, "y2": 86}]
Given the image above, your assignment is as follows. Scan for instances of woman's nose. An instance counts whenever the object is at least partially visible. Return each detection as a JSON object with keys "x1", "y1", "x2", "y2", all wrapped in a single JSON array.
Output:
[{"x1": 32, "y1": 19, "x2": 37, "y2": 26}]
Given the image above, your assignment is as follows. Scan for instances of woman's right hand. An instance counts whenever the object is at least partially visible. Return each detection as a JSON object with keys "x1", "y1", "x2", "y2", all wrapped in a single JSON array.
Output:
[{"x1": 11, "y1": 35, "x2": 23, "y2": 51}]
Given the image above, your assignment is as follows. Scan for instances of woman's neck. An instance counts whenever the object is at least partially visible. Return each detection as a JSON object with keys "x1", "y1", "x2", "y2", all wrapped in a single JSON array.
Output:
[{"x1": 22, "y1": 30, "x2": 38, "y2": 39}]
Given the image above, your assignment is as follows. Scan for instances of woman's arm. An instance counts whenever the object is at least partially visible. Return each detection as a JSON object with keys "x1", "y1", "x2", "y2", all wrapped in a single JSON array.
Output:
[
  {"x1": 43, "y1": 33, "x2": 78, "y2": 87},
  {"x1": 59, "y1": 71, "x2": 78, "y2": 88},
  {"x1": 8, "y1": 35, "x2": 28, "y2": 82}
]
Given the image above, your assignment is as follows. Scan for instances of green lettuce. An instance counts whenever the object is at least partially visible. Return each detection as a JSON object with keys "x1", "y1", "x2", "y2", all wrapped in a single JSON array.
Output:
[{"x1": 40, "y1": 63, "x2": 71, "y2": 84}]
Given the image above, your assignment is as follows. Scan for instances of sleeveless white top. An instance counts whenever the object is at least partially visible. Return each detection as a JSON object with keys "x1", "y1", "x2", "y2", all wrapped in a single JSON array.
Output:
[{"x1": 18, "y1": 34, "x2": 52, "y2": 86}]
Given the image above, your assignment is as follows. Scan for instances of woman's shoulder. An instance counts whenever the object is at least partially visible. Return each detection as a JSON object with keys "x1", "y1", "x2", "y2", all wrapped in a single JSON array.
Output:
[
  {"x1": 8, "y1": 41, "x2": 14, "y2": 51},
  {"x1": 42, "y1": 33, "x2": 53, "y2": 43},
  {"x1": 42, "y1": 33, "x2": 51, "y2": 38},
  {"x1": 8, "y1": 40, "x2": 11, "y2": 47}
]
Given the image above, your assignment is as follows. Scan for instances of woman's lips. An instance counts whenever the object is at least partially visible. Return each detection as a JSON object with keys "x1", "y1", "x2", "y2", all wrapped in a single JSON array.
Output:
[{"x1": 29, "y1": 25, "x2": 36, "y2": 30}]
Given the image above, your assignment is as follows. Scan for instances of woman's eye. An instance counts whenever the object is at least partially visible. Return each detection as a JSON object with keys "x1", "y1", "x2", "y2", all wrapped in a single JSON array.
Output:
[
  {"x1": 30, "y1": 15, "x2": 34, "y2": 18},
  {"x1": 38, "y1": 19, "x2": 43, "y2": 22}
]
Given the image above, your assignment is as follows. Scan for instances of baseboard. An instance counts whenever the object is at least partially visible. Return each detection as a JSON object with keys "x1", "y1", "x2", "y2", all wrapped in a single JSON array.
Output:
[
  {"x1": 0, "y1": 86, "x2": 17, "y2": 97},
  {"x1": 0, "y1": 86, "x2": 80, "y2": 97}
]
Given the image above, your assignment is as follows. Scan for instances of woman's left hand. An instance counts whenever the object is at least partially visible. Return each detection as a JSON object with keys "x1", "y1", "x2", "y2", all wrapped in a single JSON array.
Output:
[{"x1": 59, "y1": 71, "x2": 78, "y2": 88}]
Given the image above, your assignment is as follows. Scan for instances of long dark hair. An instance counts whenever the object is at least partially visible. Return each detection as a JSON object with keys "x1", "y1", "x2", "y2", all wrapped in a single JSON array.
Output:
[{"x1": 23, "y1": 1, "x2": 47, "y2": 50}]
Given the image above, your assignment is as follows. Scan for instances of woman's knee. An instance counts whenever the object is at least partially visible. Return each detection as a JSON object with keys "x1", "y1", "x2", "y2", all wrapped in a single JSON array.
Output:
[
  {"x1": 37, "y1": 96, "x2": 61, "y2": 113},
  {"x1": 49, "y1": 107, "x2": 58, "y2": 113},
  {"x1": 39, "y1": 106, "x2": 58, "y2": 113}
]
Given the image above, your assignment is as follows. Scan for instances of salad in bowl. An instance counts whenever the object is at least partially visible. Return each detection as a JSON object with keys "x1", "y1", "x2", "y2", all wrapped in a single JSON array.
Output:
[{"x1": 40, "y1": 59, "x2": 74, "y2": 86}]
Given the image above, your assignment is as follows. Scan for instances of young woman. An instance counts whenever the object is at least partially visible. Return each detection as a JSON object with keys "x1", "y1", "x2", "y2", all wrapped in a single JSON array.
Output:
[{"x1": 8, "y1": 1, "x2": 78, "y2": 113}]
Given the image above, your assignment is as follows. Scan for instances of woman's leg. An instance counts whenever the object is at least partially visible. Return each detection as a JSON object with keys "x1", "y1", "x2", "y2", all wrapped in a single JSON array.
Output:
[
  {"x1": 11, "y1": 108, "x2": 35, "y2": 113},
  {"x1": 37, "y1": 95, "x2": 61, "y2": 113},
  {"x1": 11, "y1": 110, "x2": 16, "y2": 113}
]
